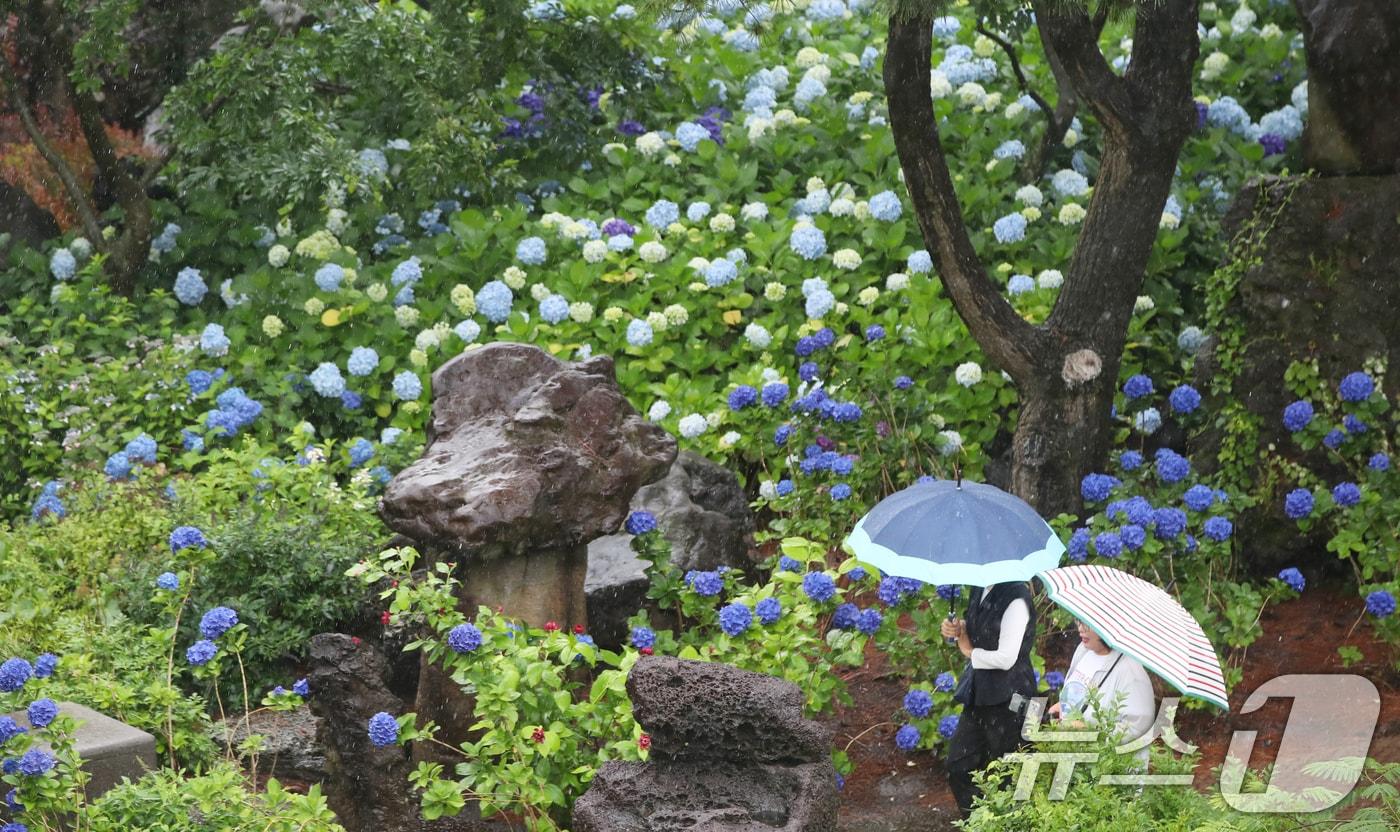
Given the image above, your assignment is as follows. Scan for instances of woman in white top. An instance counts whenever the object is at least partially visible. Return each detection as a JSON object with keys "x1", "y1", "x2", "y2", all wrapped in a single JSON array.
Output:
[{"x1": 1048, "y1": 619, "x2": 1155, "y2": 765}]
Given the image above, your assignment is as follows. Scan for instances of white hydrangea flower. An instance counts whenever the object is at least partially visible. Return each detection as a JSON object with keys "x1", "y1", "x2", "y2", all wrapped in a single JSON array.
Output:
[
  {"x1": 582, "y1": 240, "x2": 608, "y2": 263},
  {"x1": 367, "y1": 283, "x2": 388, "y2": 302},
  {"x1": 832, "y1": 248, "x2": 862, "y2": 270},
  {"x1": 705, "y1": 411, "x2": 723, "y2": 428},
  {"x1": 262, "y1": 315, "x2": 284, "y2": 338},
  {"x1": 937, "y1": 430, "x2": 964, "y2": 455},
  {"x1": 719, "y1": 431, "x2": 741, "y2": 448},
  {"x1": 795, "y1": 47, "x2": 827, "y2": 68},
  {"x1": 930, "y1": 71, "x2": 953, "y2": 99},
  {"x1": 1201, "y1": 51, "x2": 1230, "y2": 81},
  {"x1": 530, "y1": 283, "x2": 551, "y2": 302},
  {"x1": 1037, "y1": 270, "x2": 1064, "y2": 289},
  {"x1": 305, "y1": 297, "x2": 325, "y2": 316},
  {"x1": 268, "y1": 245, "x2": 290, "y2": 268},
  {"x1": 687, "y1": 256, "x2": 711, "y2": 271},
  {"x1": 955, "y1": 362, "x2": 983, "y2": 387},
  {"x1": 649, "y1": 400, "x2": 672, "y2": 421},
  {"x1": 857, "y1": 286, "x2": 879, "y2": 306},
  {"x1": 745, "y1": 323, "x2": 772, "y2": 348},
  {"x1": 679, "y1": 413, "x2": 708, "y2": 438},
  {"x1": 1058, "y1": 203, "x2": 1086, "y2": 225},
  {"x1": 710, "y1": 213, "x2": 736, "y2": 233},
  {"x1": 1160, "y1": 212, "x2": 1180, "y2": 230},
  {"x1": 957, "y1": 82, "x2": 987, "y2": 107},
  {"x1": 569, "y1": 301, "x2": 594, "y2": 323},
  {"x1": 829, "y1": 198, "x2": 856, "y2": 217},
  {"x1": 761, "y1": 367, "x2": 782, "y2": 383},
  {"x1": 664, "y1": 304, "x2": 689, "y2": 326},
  {"x1": 415, "y1": 329, "x2": 441, "y2": 351},
  {"x1": 764, "y1": 282, "x2": 786, "y2": 301},
  {"x1": 646, "y1": 311, "x2": 668, "y2": 331},
  {"x1": 503, "y1": 267, "x2": 528, "y2": 290},
  {"x1": 395, "y1": 305, "x2": 420, "y2": 327},
  {"x1": 1134, "y1": 295, "x2": 1156, "y2": 313},
  {"x1": 1015, "y1": 185, "x2": 1044, "y2": 207},
  {"x1": 886, "y1": 273, "x2": 910, "y2": 292},
  {"x1": 636, "y1": 132, "x2": 665, "y2": 156},
  {"x1": 741, "y1": 202, "x2": 769, "y2": 222},
  {"x1": 759, "y1": 480, "x2": 778, "y2": 500},
  {"x1": 639, "y1": 241, "x2": 669, "y2": 262}
]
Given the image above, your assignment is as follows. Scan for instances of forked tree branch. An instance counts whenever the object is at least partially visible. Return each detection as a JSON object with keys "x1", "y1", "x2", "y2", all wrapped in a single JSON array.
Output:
[
  {"x1": 883, "y1": 13, "x2": 1047, "y2": 381},
  {"x1": 1031, "y1": 0, "x2": 1134, "y2": 132}
]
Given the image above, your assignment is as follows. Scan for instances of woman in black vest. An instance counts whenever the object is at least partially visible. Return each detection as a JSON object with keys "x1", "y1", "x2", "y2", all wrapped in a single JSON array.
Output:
[{"x1": 938, "y1": 580, "x2": 1038, "y2": 817}]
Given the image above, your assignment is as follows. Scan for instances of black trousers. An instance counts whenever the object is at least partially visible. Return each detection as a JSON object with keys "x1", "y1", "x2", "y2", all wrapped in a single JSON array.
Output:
[{"x1": 946, "y1": 702, "x2": 1026, "y2": 817}]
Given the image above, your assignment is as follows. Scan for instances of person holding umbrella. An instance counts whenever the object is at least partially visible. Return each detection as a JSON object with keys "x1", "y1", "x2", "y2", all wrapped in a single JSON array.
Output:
[
  {"x1": 1048, "y1": 618, "x2": 1155, "y2": 766},
  {"x1": 939, "y1": 580, "x2": 1039, "y2": 817},
  {"x1": 845, "y1": 477, "x2": 1066, "y2": 818}
]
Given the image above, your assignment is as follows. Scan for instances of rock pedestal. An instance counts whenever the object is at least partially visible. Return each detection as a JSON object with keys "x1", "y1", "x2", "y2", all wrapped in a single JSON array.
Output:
[
  {"x1": 572, "y1": 657, "x2": 838, "y2": 831},
  {"x1": 379, "y1": 342, "x2": 675, "y2": 760}
]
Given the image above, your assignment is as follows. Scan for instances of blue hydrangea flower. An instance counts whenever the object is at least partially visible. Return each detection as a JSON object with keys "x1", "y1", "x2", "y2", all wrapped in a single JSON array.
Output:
[
  {"x1": 447, "y1": 623, "x2": 483, "y2": 654},
  {"x1": 477, "y1": 280, "x2": 514, "y2": 323},
  {"x1": 802, "y1": 572, "x2": 836, "y2": 603},
  {"x1": 829, "y1": 483, "x2": 853, "y2": 502},
  {"x1": 156, "y1": 572, "x2": 180, "y2": 591},
  {"x1": 832, "y1": 456, "x2": 854, "y2": 476},
  {"x1": 1203, "y1": 516, "x2": 1233, "y2": 542},
  {"x1": 800, "y1": 362, "x2": 821, "y2": 383},
  {"x1": 728, "y1": 385, "x2": 757, "y2": 410},
  {"x1": 186, "y1": 370, "x2": 215, "y2": 395},
  {"x1": 1153, "y1": 507, "x2": 1187, "y2": 539},
  {"x1": 934, "y1": 672, "x2": 956, "y2": 692},
  {"x1": 775, "y1": 479, "x2": 794, "y2": 497},
  {"x1": 0, "y1": 715, "x2": 24, "y2": 744},
  {"x1": 367, "y1": 712, "x2": 399, "y2": 746},
  {"x1": 686, "y1": 201, "x2": 712, "y2": 222},
  {"x1": 938, "y1": 714, "x2": 960, "y2": 739},
  {"x1": 749, "y1": 597, "x2": 780, "y2": 626},
  {"x1": 200, "y1": 323, "x2": 230, "y2": 357},
  {"x1": 1120, "y1": 524, "x2": 1147, "y2": 551},
  {"x1": 866, "y1": 324, "x2": 886, "y2": 341},
  {"x1": 704, "y1": 258, "x2": 739, "y2": 287},
  {"x1": 719, "y1": 603, "x2": 752, "y2": 636},
  {"x1": 1183, "y1": 485, "x2": 1215, "y2": 512},
  {"x1": 675, "y1": 121, "x2": 711, "y2": 152},
  {"x1": 1094, "y1": 532, "x2": 1123, "y2": 558},
  {"x1": 1282, "y1": 401, "x2": 1314, "y2": 432},
  {"x1": 832, "y1": 603, "x2": 860, "y2": 630},
  {"x1": 538, "y1": 294, "x2": 569, "y2": 325},
  {"x1": 1284, "y1": 488, "x2": 1314, "y2": 519},
  {"x1": 1278, "y1": 568, "x2": 1305, "y2": 592},
  {"x1": 895, "y1": 723, "x2": 920, "y2": 751},
  {"x1": 625, "y1": 511, "x2": 658, "y2": 535},
  {"x1": 1118, "y1": 450, "x2": 1143, "y2": 472},
  {"x1": 789, "y1": 224, "x2": 827, "y2": 260},
  {"x1": 805, "y1": 288, "x2": 835, "y2": 319},
  {"x1": 856, "y1": 608, "x2": 882, "y2": 635},
  {"x1": 1123, "y1": 375, "x2": 1154, "y2": 400},
  {"x1": 26, "y1": 699, "x2": 57, "y2": 729},
  {"x1": 848, "y1": 566, "x2": 867, "y2": 582},
  {"x1": 18, "y1": 748, "x2": 53, "y2": 776},
  {"x1": 169, "y1": 526, "x2": 207, "y2": 552},
  {"x1": 1332, "y1": 482, "x2": 1361, "y2": 508},
  {"x1": 1344, "y1": 415, "x2": 1367, "y2": 435},
  {"x1": 688, "y1": 570, "x2": 724, "y2": 597},
  {"x1": 186, "y1": 640, "x2": 218, "y2": 666},
  {"x1": 1169, "y1": 385, "x2": 1201, "y2": 414},
  {"x1": 630, "y1": 627, "x2": 656, "y2": 649},
  {"x1": 122, "y1": 433, "x2": 156, "y2": 464},
  {"x1": 1366, "y1": 590, "x2": 1396, "y2": 618},
  {"x1": 1134, "y1": 407, "x2": 1163, "y2": 435},
  {"x1": 760, "y1": 383, "x2": 789, "y2": 408},
  {"x1": 104, "y1": 452, "x2": 132, "y2": 481},
  {"x1": 345, "y1": 347, "x2": 380, "y2": 378},
  {"x1": 0, "y1": 659, "x2": 33, "y2": 693},
  {"x1": 1339, "y1": 372, "x2": 1374, "y2": 402},
  {"x1": 1155, "y1": 450, "x2": 1191, "y2": 484},
  {"x1": 626, "y1": 319, "x2": 654, "y2": 348},
  {"x1": 1323, "y1": 428, "x2": 1346, "y2": 449},
  {"x1": 1369, "y1": 453, "x2": 1390, "y2": 472},
  {"x1": 1007, "y1": 274, "x2": 1035, "y2": 295},
  {"x1": 392, "y1": 372, "x2": 422, "y2": 401},
  {"x1": 173, "y1": 267, "x2": 207, "y2": 305},
  {"x1": 293, "y1": 678, "x2": 309, "y2": 697},
  {"x1": 907, "y1": 250, "x2": 932, "y2": 273},
  {"x1": 904, "y1": 688, "x2": 933, "y2": 718},
  {"x1": 869, "y1": 191, "x2": 902, "y2": 221},
  {"x1": 50, "y1": 248, "x2": 77, "y2": 280},
  {"x1": 32, "y1": 654, "x2": 55, "y2": 679},
  {"x1": 346, "y1": 389, "x2": 367, "y2": 411},
  {"x1": 1067, "y1": 528, "x2": 1090, "y2": 562},
  {"x1": 515, "y1": 236, "x2": 547, "y2": 265},
  {"x1": 309, "y1": 363, "x2": 346, "y2": 398},
  {"x1": 993, "y1": 213, "x2": 1027, "y2": 244},
  {"x1": 774, "y1": 425, "x2": 793, "y2": 446},
  {"x1": 314, "y1": 263, "x2": 345, "y2": 292},
  {"x1": 645, "y1": 200, "x2": 680, "y2": 229},
  {"x1": 1080, "y1": 473, "x2": 1119, "y2": 503},
  {"x1": 200, "y1": 606, "x2": 239, "y2": 639}
]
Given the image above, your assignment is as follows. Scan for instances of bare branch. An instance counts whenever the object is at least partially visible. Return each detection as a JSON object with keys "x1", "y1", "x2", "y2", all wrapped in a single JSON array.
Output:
[
  {"x1": 975, "y1": 23, "x2": 1053, "y2": 119},
  {"x1": 883, "y1": 13, "x2": 1046, "y2": 381},
  {"x1": 0, "y1": 53, "x2": 105, "y2": 242}
]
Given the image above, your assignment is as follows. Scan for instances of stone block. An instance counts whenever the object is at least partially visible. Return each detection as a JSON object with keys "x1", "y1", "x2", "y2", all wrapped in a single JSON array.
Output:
[{"x1": 9, "y1": 701, "x2": 157, "y2": 799}]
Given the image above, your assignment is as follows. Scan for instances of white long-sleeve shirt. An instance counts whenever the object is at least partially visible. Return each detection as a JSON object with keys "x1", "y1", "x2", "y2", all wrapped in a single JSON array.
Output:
[
  {"x1": 969, "y1": 597, "x2": 1030, "y2": 670},
  {"x1": 1064, "y1": 643, "x2": 1155, "y2": 751}
]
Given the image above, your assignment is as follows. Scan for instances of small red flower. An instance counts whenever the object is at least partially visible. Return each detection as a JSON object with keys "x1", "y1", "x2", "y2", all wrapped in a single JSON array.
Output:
[
  {"x1": 638, "y1": 734, "x2": 651, "y2": 751},
  {"x1": 380, "y1": 611, "x2": 392, "y2": 625},
  {"x1": 351, "y1": 636, "x2": 362, "y2": 647},
  {"x1": 640, "y1": 647, "x2": 654, "y2": 656},
  {"x1": 543, "y1": 621, "x2": 560, "y2": 632},
  {"x1": 531, "y1": 727, "x2": 546, "y2": 743},
  {"x1": 573, "y1": 624, "x2": 586, "y2": 635},
  {"x1": 390, "y1": 580, "x2": 399, "y2": 588}
]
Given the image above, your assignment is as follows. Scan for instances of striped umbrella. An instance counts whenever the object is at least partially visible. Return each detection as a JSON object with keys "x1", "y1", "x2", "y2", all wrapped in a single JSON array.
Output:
[{"x1": 1037, "y1": 564, "x2": 1229, "y2": 710}]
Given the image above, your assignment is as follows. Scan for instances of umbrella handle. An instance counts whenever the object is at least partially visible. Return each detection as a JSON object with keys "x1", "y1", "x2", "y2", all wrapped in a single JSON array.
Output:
[{"x1": 944, "y1": 608, "x2": 958, "y2": 645}]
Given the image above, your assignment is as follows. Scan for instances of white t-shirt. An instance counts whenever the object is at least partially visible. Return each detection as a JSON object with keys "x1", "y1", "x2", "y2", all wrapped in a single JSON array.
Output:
[{"x1": 1061, "y1": 644, "x2": 1155, "y2": 761}]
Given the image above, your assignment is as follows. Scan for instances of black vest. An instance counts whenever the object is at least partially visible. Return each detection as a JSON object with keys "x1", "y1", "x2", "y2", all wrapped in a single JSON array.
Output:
[{"x1": 962, "y1": 582, "x2": 1037, "y2": 706}]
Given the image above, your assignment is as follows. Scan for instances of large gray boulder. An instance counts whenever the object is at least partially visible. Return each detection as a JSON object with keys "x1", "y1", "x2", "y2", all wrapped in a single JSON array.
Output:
[
  {"x1": 585, "y1": 450, "x2": 757, "y2": 648},
  {"x1": 1294, "y1": 0, "x2": 1400, "y2": 175},
  {"x1": 572, "y1": 657, "x2": 838, "y2": 832},
  {"x1": 1194, "y1": 174, "x2": 1400, "y2": 572}
]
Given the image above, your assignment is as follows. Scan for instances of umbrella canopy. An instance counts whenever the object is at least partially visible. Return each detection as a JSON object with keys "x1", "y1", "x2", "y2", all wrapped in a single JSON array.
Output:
[
  {"x1": 1037, "y1": 564, "x2": 1229, "y2": 710},
  {"x1": 844, "y1": 479, "x2": 1065, "y2": 587}
]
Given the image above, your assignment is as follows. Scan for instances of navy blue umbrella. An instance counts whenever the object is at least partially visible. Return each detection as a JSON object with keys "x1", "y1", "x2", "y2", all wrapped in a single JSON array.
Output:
[{"x1": 845, "y1": 479, "x2": 1065, "y2": 586}]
